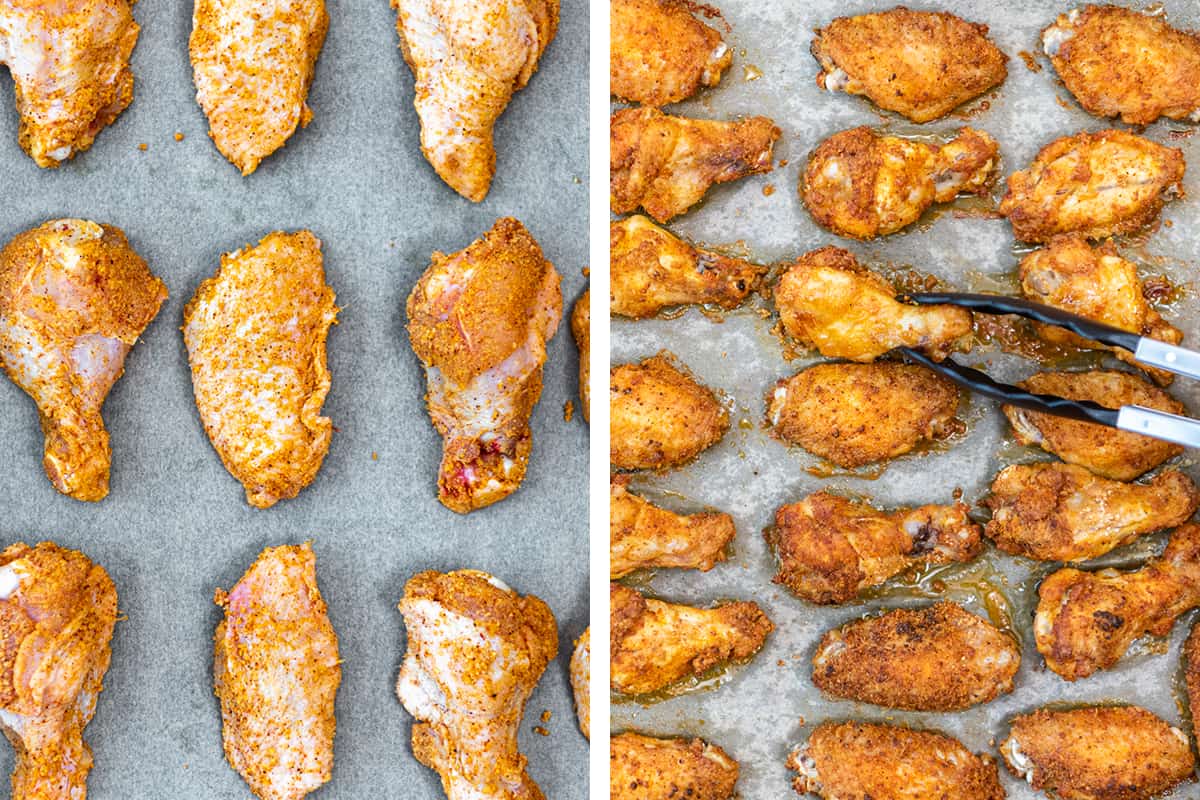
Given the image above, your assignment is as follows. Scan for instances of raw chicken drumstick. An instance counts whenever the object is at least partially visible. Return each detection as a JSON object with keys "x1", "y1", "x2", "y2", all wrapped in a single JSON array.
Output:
[{"x1": 569, "y1": 629, "x2": 589, "y2": 739}]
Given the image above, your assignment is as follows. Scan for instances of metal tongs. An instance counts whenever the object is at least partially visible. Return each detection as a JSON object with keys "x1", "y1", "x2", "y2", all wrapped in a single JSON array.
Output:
[{"x1": 898, "y1": 293, "x2": 1200, "y2": 449}]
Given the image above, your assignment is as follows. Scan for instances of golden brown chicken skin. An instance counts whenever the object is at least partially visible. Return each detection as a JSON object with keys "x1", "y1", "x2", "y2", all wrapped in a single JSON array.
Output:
[
  {"x1": 610, "y1": 475, "x2": 735, "y2": 579},
  {"x1": 984, "y1": 462, "x2": 1199, "y2": 562},
  {"x1": 610, "y1": 215, "x2": 766, "y2": 318},
  {"x1": 999, "y1": 130, "x2": 1185, "y2": 243},
  {"x1": 774, "y1": 247, "x2": 972, "y2": 362},
  {"x1": 1003, "y1": 371, "x2": 1185, "y2": 481},
  {"x1": 1188, "y1": 622, "x2": 1200, "y2": 745},
  {"x1": 812, "y1": 602, "x2": 1020, "y2": 711},
  {"x1": 802, "y1": 126, "x2": 999, "y2": 240},
  {"x1": 610, "y1": 354, "x2": 728, "y2": 471},
  {"x1": 611, "y1": 107, "x2": 779, "y2": 223},
  {"x1": 812, "y1": 7, "x2": 1008, "y2": 123},
  {"x1": 610, "y1": 583, "x2": 771, "y2": 696},
  {"x1": 571, "y1": 288, "x2": 590, "y2": 422},
  {"x1": 768, "y1": 361, "x2": 962, "y2": 468},
  {"x1": 610, "y1": 0, "x2": 731, "y2": 106},
  {"x1": 768, "y1": 491, "x2": 983, "y2": 605},
  {"x1": 611, "y1": 733, "x2": 739, "y2": 800},
  {"x1": 1002, "y1": 706, "x2": 1194, "y2": 800}
]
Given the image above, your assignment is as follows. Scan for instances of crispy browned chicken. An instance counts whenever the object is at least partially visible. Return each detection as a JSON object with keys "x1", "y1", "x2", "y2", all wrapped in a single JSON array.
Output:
[
  {"x1": 610, "y1": 215, "x2": 766, "y2": 319},
  {"x1": 1034, "y1": 523, "x2": 1200, "y2": 680},
  {"x1": 569, "y1": 629, "x2": 588, "y2": 740},
  {"x1": 611, "y1": 107, "x2": 779, "y2": 223},
  {"x1": 1043, "y1": 5, "x2": 1200, "y2": 126},
  {"x1": 984, "y1": 462, "x2": 1199, "y2": 562},
  {"x1": 1002, "y1": 706, "x2": 1194, "y2": 800},
  {"x1": 812, "y1": 602, "x2": 1019, "y2": 711},
  {"x1": 571, "y1": 288, "x2": 589, "y2": 422},
  {"x1": 999, "y1": 130, "x2": 1185, "y2": 242},
  {"x1": 610, "y1": 354, "x2": 728, "y2": 471},
  {"x1": 811, "y1": 7, "x2": 1008, "y2": 123},
  {"x1": 802, "y1": 126, "x2": 999, "y2": 240},
  {"x1": 610, "y1": 475, "x2": 735, "y2": 579},
  {"x1": 768, "y1": 361, "x2": 962, "y2": 468},
  {"x1": 1188, "y1": 622, "x2": 1200, "y2": 745},
  {"x1": 610, "y1": 0, "x2": 731, "y2": 106},
  {"x1": 610, "y1": 583, "x2": 771, "y2": 696},
  {"x1": 774, "y1": 247, "x2": 972, "y2": 362},
  {"x1": 788, "y1": 722, "x2": 1004, "y2": 800},
  {"x1": 767, "y1": 491, "x2": 983, "y2": 605},
  {"x1": 611, "y1": 733, "x2": 739, "y2": 800},
  {"x1": 1003, "y1": 371, "x2": 1185, "y2": 481}
]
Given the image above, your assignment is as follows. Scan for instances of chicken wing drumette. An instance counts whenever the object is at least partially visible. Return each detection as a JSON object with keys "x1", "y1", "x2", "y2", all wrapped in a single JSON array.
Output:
[
  {"x1": 0, "y1": 219, "x2": 167, "y2": 502},
  {"x1": 611, "y1": 733, "x2": 739, "y2": 800},
  {"x1": 569, "y1": 629, "x2": 589, "y2": 739},
  {"x1": 610, "y1": 475, "x2": 735, "y2": 579},
  {"x1": 610, "y1": 0, "x2": 731, "y2": 106},
  {"x1": 571, "y1": 288, "x2": 589, "y2": 422},
  {"x1": 407, "y1": 218, "x2": 562, "y2": 513}
]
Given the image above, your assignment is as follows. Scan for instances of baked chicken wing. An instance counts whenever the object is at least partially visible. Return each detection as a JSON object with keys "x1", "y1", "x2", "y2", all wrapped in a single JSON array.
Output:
[
  {"x1": 0, "y1": 219, "x2": 166, "y2": 502},
  {"x1": 407, "y1": 218, "x2": 562, "y2": 513},
  {"x1": 610, "y1": 475, "x2": 734, "y2": 579},
  {"x1": 1188, "y1": 622, "x2": 1200, "y2": 745},
  {"x1": 571, "y1": 288, "x2": 589, "y2": 422},
  {"x1": 611, "y1": 732, "x2": 738, "y2": 800},
  {"x1": 610, "y1": 0, "x2": 730, "y2": 106},
  {"x1": 569, "y1": 629, "x2": 588, "y2": 739}
]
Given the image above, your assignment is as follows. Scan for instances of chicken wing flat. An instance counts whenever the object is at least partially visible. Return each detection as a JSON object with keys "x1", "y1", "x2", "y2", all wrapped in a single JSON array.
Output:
[
  {"x1": 611, "y1": 107, "x2": 779, "y2": 223},
  {"x1": 611, "y1": 732, "x2": 738, "y2": 800},
  {"x1": 610, "y1": 0, "x2": 731, "y2": 106},
  {"x1": 1002, "y1": 706, "x2": 1194, "y2": 800},
  {"x1": 999, "y1": 130, "x2": 1185, "y2": 243},
  {"x1": 811, "y1": 8, "x2": 1007, "y2": 123},
  {"x1": 812, "y1": 602, "x2": 1019, "y2": 711},
  {"x1": 768, "y1": 361, "x2": 962, "y2": 468},
  {"x1": 1003, "y1": 371, "x2": 1185, "y2": 481},
  {"x1": 767, "y1": 491, "x2": 983, "y2": 605},
  {"x1": 571, "y1": 288, "x2": 589, "y2": 422},
  {"x1": 1043, "y1": 5, "x2": 1200, "y2": 126},
  {"x1": 1034, "y1": 523, "x2": 1200, "y2": 680},
  {"x1": 610, "y1": 215, "x2": 766, "y2": 319},
  {"x1": 801, "y1": 126, "x2": 999, "y2": 240},
  {"x1": 184, "y1": 231, "x2": 337, "y2": 508},
  {"x1": 787, "y1": 722, "x2": 1004, "y2": 800},
  {"x1": 610, "y1": 354, "x2": 728, "y2": 471},
  {"x1": 610, "y1": 475, "x2": 734, "y2": 579},
  {"x1": 984, "y1": 462, "x2": 1199, "y2": 562},
  {"x1": 407, "y1": 218, "x2": 562, "y2": 513},
  {"x1": 570, "y1": 629, "x2": 589, "y2": 739},
  {"x1": 610, "y1": 583, "x2": 771, "y2": 696},
  {"x1": 774, "y1": 247, "x2": 972, "y2": 362}
]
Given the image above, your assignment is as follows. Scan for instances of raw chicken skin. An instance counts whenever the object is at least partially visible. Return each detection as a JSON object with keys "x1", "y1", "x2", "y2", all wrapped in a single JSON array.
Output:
[{"x1": 569, "y1": 628, "x2": 589, "y2": 739}]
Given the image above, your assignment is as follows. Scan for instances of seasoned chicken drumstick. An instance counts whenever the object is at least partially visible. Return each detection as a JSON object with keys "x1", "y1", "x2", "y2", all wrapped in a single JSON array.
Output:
[
  {"x1": 571, "y1": 288, "x2": 590, "y2": 422},
  {"x1": 610, "y1": 0, "x2": 731, "y2": 106},
  {"x1": 611, "y1": 733, "x2": 739, "y2": 800},
  {"x1": 0, "y1": 220, "x2": 167, "y2": 502},
  {"x1": 569, "y1": 629, "x2": 589, "y2": 739},
  {"x1": 610, "y1": 475, "x2": 735, "y2": 579}
]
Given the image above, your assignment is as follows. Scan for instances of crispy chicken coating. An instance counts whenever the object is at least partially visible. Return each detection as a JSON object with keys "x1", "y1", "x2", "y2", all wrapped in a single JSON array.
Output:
[
  {"x1": 184, "y1": 231, "x2": 337, "y2": 508},
  {"x1": 1188, "y1": 622, "x2": 1200, "y2": 744},
  {"x1": 571, "y1": 288, "x2": 589, "y2": 422},
  {"x1": 801, "y1": 126, "x2": 999, "y2": 240},
  {"x1": 811, "y1": 7, "x2": 1007, "y2": 123},
  {"x1": 611, "y1": 732, "x2": 738, "y2": 800},
  {"x1": 774, "y1": 246, "x2": 972, "y2": 362},
  {"x1": 999, "y1": 130, "x2": 1185, "y2": 243},
  {"x1": 611, "y1": 107, "x2": 779, "y2": 223},
  {"x1": 610, "y1": 583, "x2": 771, "y2": 696},
  {"x1": 610, "y1": 475, "x2": 735, "y2": 579},
  {"x1": 610, "y1": 0, "x2": 731, "y2": 106},
  {"x1": 767, "y1": 491, "x2": 983, "y2": 605},
  {"x1": 569, "y1": 629, "x2": 589, "y2": 739}
]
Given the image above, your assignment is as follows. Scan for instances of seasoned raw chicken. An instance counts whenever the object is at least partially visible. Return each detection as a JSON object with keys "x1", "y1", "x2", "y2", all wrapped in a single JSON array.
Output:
[
  {"x1": 1003, "y1": 370, "x2": 1185, "y2": 481},
  {"x1": 407, "y1": 218, "x2": 561, "y2": 513},
  {"x1": 392, "y1": 0, "x2": 558, "y2": 201},
  {"x1": 802, "y1": 127, "x2": 999, "y2": 240},
  {"x1": 999, "y1": 130, "x2": 1185, "y2": 242},
  {"x1": 787, "y1": 722, "x2": 1003, "y2": 800},
  {"x1": 611, "y1": 733, "x2": 738, "y2": 800},
  {"x1": 1043, "y1": 5, "x2": 1200, "y2": 126},
  {"x1": 184, "y1": 231, "x2": 337, "y2": 508},
  {"x1": 571, "y1": 288, "x2": 589, "y2": 422},
  {"x1": 610, "y1": 583, "x2": 771, "y2": 696},
  {"x1": 985, "y1": 462, "x2": 1199, "y2": 562},
  {"x1": 0, "y1": 542, "x2": 117, "y2": 800},
  {"x1": 569, "y1": 629, "x2": 589, "y2": 739},
  {"x1": 610, "y1": 354, "x2": 728, "y2": 471},
  {"x1": 1002, "y1": 706, "x2": 1194, "y2": 800},
  {"x1": 397, "y1": 570, "x2": 557, "y2": 800},
  {"x1": 611, "y1": 107, "x2": 779, "y2": 223},
  {"x1": 812, "y1": 8, "x2": 1007, "y2": 123},
  {"x1": 610, "y1": 475, "x2": 735, "y2": 579},
  {"x1": 0, "y1": 219, "x2": 166, "y2": 502},
  {"x1": 0, "y1": 0, "x2": 138, "y2": 166},
  {"x1": 768, "y1": 361, "x2": 962, "y2": 468},
  {"x1": 190, "y1": 0, "x2": 328, "y2": 175},
  {"x1": 774, "y1": 246, "x2": 972, "y2": 362},
  {"x1": 610, "y1": 0, "x2": 730, "y2": 106},
  {"x1": 1034, "y1": 523, "x2": 1200, "y2": 680},
  {"x1": 767, "y1": 491, "x2": 982, "y2": 605},
  {"x1": 812, "y1": 602, "x2": 1020, "y2": 711},
  {"x1": 214, "y1": 543, "x2": 340, "y2": 800}
]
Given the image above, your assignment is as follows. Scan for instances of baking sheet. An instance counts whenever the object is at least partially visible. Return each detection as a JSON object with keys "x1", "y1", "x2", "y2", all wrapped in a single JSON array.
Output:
[
  {"x1": 0, "y1": 0, "x2": 589, "y2": 797},
  {"x1": 610, "y1": 1, "x2": 1200, "y2": 798}
]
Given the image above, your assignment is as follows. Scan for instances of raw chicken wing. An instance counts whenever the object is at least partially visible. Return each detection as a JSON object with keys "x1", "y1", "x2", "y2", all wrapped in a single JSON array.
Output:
[
  {"x1": 571, "y1": 288, "x2": 589, "y2": 422},
  {"x1": 610, "y1": 0, "x2": 730, "y2": 106},
  {"x1": 610, "y1": 475, "x2": 734, "y2": 579},
  {"x1": 610, "y1": 732, "x2": 738, "y2": 800},
  {"x1": 569, "y1": 629, "x2": 588, "y2": 739}
]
